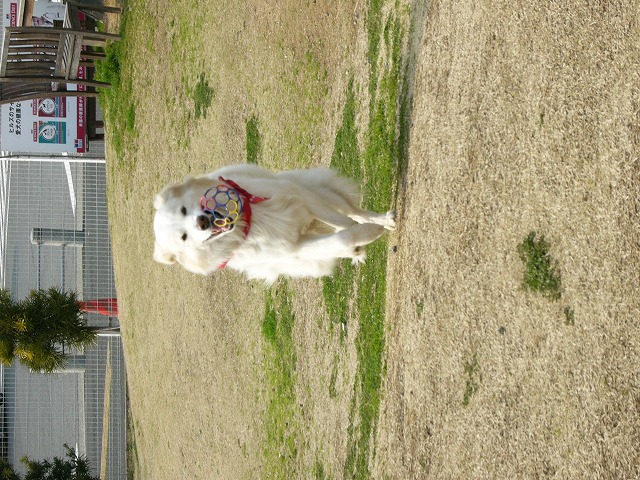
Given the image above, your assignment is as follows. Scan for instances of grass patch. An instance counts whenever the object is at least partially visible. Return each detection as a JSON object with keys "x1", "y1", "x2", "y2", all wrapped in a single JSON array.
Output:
[
  {"x1": 313, "y1": 460, "x2": 326, "y2": 480},
  {"x1": 167, "y1": 71, "x2": 214, "y2": 149},
  {"x1": 463, "y1": 353, "x2": 481, "y2": 406},
  {"x1": 323, "y1": 79, "x2": 359, "y2": 336},
  {"x1": 518, "y1": 232, "x2": 562, "y2": 300},
  {"x1": 343, "y1": 241, "x2": 388, "y2": 479},
  {"x1": 342, "y1": 11, "x2": 405, "y2": 480},
  {"x1": 94, "y1": 41, "x2": 121, "y2": 87},
  {"x1": 329, "y1": 79, "x2": 360, "y2": 180},
  {"x1": 246, "y1": 115, "x2": 262, "y2": 164},
  {"x1": 329, "y1": 354, "x2": 340, "y2": 398},
  {"x1": 261, "y1": 281, "x2": 300, "y2": 479},
  {"x1": 280, "y1": 49, "x2": 329, "y2": 167},
  {"x1": 366, "y1": 0, "x2": 384, "y2": 107},
  {"x1": 96, "y1": 33, "x2": 137, "y2": 176},
  {"x1": 193, "y1": 73, "x2": 214, "y2": 120}
]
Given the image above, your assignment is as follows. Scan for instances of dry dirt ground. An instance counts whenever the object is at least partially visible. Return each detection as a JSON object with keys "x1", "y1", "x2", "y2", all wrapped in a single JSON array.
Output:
[
  {"x1": 107, "y1": 0, "x2": 640, "y2": 478},
  {"x1": 378, "y1": 1, "x2": 640, "y2": 478}
]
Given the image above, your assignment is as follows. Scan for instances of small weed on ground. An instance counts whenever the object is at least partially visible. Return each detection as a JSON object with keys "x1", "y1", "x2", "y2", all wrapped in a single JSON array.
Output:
[
  {"x1": 192, "y1": 73, "x2": 214, "y2": 120},
  {"x1": 564, "y1": 306, "x2": 575, "y2": 326},
  {"x1": 313, "y1": 460, "x2": 326, "y2": 480},
  {"x1": 518, "y1": 231, "x2": 562, "y2": 300},
  {"x1": 246, "y1": 115, "x2": 262, "y2": 164},
  {"x1": 463, "y1": 353, "x2": 480, "y2": 406}
]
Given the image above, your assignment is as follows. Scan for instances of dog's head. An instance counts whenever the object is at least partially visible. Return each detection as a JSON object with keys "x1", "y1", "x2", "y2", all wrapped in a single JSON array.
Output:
[{"x1": 153, "y1": 175, "x2": 243, "y2": 270}]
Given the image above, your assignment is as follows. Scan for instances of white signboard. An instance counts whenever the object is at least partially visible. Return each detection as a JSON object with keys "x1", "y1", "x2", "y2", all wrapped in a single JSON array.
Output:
[{"x1": 1, "y1": 0, "x2": 87, "y2": 153}]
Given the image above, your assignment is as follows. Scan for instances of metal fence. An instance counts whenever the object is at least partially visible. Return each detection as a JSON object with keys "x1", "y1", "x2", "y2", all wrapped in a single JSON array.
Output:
[{"x1": 0, "y1": 156, "x2": 126, "y2": 479}]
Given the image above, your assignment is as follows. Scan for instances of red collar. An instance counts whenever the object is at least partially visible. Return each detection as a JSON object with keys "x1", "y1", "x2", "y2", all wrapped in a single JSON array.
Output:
[{"x1": 216, "y1": 176, "x2": 268, "y2": 268}]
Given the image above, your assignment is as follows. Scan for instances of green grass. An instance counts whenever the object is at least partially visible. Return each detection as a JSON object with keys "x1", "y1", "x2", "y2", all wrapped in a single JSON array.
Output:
[
  {"x1": 96, "y1": 35, "x2": 137, "y2": 178},
  {"x1": 95, "y1": 9, "x2": 138, "y2": 194},
  {"x1": 463, "y1": 353, "x2": 481, "y2": 406},
  {"x1": 323, "y1": 79, "x2": 359, "y2": 336},
  {"x1": 164, "y1": 12, "x2": 207, "y2": 149},
  {"x1": 345, "y1": 13, "x2": 404, "y2": 480},
  {"x1": 192, "y1": 73, "x2": 214, "y2": 120},
  {"x1": 261, "y1": 281, "x2": 300, "y2": 479},
  {"x1": 166, "y1": 70, "x2": 214, "y2": 149},
  {"x1": 518, "y1": 232, "x2": 562, "y2": 300},
  {"x1": 322, "y1": 9, "x2": 405, "y2": 479},
  {"x1": 366, "y1": 0, "x2": 384, "y2": 109},
  {"x1": 280, "y1": 49, "x2": 329, "y2": 167},
  {"x1": 260, "y1": 7, "x2": 406, "y2": 472},
  {"x1": 313, "y1": 460, "x2": 327, "y2": 480},
  {"x1": 246, "y1": 115, "x2": 262, "y2": 164}
]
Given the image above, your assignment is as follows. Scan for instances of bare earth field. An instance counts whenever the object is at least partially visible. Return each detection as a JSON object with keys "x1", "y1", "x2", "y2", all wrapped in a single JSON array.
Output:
[{"x1": 106, "y1": 0, "x2": 640, "y2": 479}]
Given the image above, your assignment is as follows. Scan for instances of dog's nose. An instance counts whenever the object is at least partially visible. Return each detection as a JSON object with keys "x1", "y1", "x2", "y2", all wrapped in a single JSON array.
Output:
[{"x1": 196, "y1": 215, "x2": 211, "y2": 231}]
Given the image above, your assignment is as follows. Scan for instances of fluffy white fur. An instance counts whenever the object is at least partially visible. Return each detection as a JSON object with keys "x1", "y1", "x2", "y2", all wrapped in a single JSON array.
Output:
[{"x1": 153, "y1": 163, "x2": 395, "y2": 282}]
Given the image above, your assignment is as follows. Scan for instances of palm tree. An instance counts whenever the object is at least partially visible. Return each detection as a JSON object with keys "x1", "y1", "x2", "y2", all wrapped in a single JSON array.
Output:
[
  {"x1": 0, "y1": 444, "x2": 99, "y2": 480},
  {"x1": 0, "y1": 287, "x2": 100, "y2": 373},
  {"x1": 0, "y1": 289, "x2": 21, "y2": 370}
]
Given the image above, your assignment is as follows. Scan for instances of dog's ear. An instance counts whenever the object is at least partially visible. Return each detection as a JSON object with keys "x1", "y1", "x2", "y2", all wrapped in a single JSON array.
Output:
[
  {"x1": 154, "y1": 182, "x2": 186, "y2": 209},
  {"x1": 153, "y1": 243, "x2": 177, "y2": 265},
  {"x1": 153, "y1": 193, "x2": 166, "y2": 209}
]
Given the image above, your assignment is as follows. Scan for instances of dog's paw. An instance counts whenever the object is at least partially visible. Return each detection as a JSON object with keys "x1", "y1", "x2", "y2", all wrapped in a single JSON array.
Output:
[
  {"x1": 351, "y1": 246, "x2": 367, "y2": 265},
  {"x1": 384, "y1": 210, "x2": 396, "y2": 230}
]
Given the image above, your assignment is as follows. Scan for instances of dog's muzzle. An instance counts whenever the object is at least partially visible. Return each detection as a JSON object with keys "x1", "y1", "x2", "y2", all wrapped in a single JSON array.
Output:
[
  {"x1": 196, "y1": 214, "x2": 213, "y2": 231},
  {"x1": 197, "y1": 213, "x2": 235, "y2": 237}
]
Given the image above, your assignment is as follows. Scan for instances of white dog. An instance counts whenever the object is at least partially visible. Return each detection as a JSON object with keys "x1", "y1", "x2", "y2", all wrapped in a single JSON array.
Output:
[{"x1": 153, "y1": 163, "x2": 395, "y2": 282}]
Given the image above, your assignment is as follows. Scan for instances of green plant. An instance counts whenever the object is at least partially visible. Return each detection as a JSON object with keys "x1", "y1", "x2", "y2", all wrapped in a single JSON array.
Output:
[
  {"x1": 313, "y1": 460, "x2": 326, "y2": 480},
  {"x1": 328, "y1": 355, "x2": 339, "y2": 398},
  {"x1": 463, "y1": 353, "x2": 480, "y2": 406},
  {"x1": 343, "y1": 12, "x2": 404, "y2": 480},
  {"x1": 193, "y1": 73, "x2": 214, "y2": 120},
  {"x1": 564, "y1": 306, "x2": 575, "y2": 326},
  {"x1": 323, "y1": 80, "x2": 359, "y2": 337},
  {"x1": 518, "y1": 232, "x2": 562, "y2": 300},
  {"x1": 279, "y1": 49, "x2": 329, "y2": 167},
  {"x1": 96, "y1": 24, "x2": 138, "y2": 179},
  {"x1": 246, "y1": 115, "x2": 262, "y2": 164},
  {"x1": 94, "y1": 40, "x2": 122, "y2": 87},
  {"x1": 261, "y1": 281, "x2": 300, "y2": 479},
  {"x1": 0, "y1": 444, "x2": 99, "y2": 480},
  {"x1": 0, "y1": 288, "x2": 97, "y2": 373}
]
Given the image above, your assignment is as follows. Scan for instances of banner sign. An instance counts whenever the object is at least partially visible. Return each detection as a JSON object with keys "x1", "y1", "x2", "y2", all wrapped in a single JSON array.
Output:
[{"x1": 0, "y1": 0, "x2": 87, "y2": 153}]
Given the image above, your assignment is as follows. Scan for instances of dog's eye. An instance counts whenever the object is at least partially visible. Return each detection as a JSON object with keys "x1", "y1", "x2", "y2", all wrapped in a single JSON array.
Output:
[
  {"x1": 181, "y1": 233, "x2": 188, "y2": 241},
  {"x1": 181, "y1": 206, "x2": 187, "y2": 216}
]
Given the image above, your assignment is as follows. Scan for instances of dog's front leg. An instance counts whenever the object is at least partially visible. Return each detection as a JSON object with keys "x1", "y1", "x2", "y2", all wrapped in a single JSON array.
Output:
[{"x1": 295, "y1": 224, "x2": 385, "y2": 263}]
